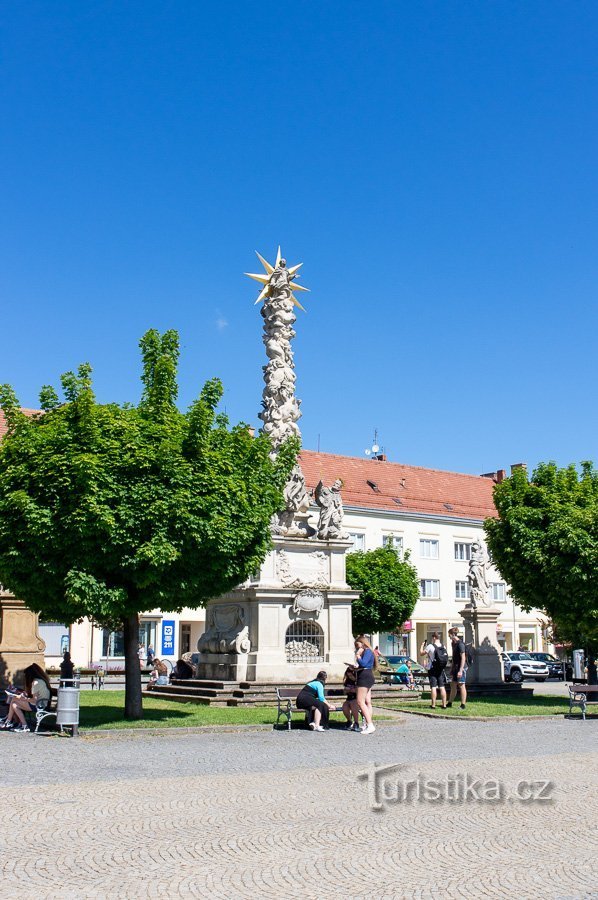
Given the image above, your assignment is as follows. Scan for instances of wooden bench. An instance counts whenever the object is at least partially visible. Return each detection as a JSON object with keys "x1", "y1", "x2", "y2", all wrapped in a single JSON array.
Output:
[
  {"x1": 275, "y1": 687, "x2": 349, "y2": 730},
  {"x1": 276, "y1": 688, "x2": 309, "y2": 730},
  {"x1": 380, "y1": 669, "x2": 426, "y2": 691},
  {"x1": 568, "y1": 684, "x2": 598, "y2": 720}
]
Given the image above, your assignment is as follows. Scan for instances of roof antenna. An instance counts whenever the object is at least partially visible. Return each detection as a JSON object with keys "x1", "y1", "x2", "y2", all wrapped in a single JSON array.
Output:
[
  {"x1": 365, "y1": 429, "x2": 383, "y2": 459},
  {"x1": 317, "y1": 433, "x2": 320, "y2": 452}
]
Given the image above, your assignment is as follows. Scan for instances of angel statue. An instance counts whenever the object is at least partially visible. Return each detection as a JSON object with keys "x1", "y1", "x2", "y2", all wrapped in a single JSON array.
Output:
[
  {"x1": 314, "y1": 478, "x2": 348, "y2": 540},
  {"x1": 468, "y1": 540, "x2": 491, "y2": 608}
]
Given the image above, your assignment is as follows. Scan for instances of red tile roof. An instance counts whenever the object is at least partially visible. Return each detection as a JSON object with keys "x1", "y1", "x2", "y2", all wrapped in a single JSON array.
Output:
[
  {"x1": 0, "y1": 409, "x2": 41, "y2": 440},
  {"x1": 299, "y1": 450, "x2": 497, "y2": 521},
  {"x1": 0, "y1": 410, "x2": 497, "y2": 520}
]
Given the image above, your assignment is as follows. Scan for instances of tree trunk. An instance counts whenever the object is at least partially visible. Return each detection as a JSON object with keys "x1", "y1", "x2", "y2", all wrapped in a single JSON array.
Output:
[{"x1": 123, "y1": 612, "x2": 143, "y2": 720}]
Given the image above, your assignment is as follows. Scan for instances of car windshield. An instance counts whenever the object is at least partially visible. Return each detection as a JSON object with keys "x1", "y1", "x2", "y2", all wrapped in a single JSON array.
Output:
[{"x1": 509, "y1": 653, "x2": 532, "y2": 660}]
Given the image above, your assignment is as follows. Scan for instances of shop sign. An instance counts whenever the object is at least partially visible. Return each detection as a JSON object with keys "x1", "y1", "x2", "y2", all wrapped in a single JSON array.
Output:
[{"x1": 161, "y1": 620, "x2": 175, "y2": 656}]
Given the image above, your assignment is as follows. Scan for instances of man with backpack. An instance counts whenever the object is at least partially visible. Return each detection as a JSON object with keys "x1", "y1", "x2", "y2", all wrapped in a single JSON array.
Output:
[
  {"x1": 421, "y1": 632, "x2": 448, "y2": 709},
  {"x1": 447, "y1": 627, "x2": 468, "y2": 710}
]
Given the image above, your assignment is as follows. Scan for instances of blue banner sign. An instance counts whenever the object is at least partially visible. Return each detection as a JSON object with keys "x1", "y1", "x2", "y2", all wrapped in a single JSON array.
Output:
[{"x1": 161, "y1": 620, "x2": 175, "y2": 656}]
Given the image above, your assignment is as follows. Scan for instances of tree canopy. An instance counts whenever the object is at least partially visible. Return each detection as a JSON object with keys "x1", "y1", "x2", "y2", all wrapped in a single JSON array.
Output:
[
  {"x1": 485, "y1": 461, "x2": 598, "y2": 650},
  {"x1": 345, "y1": 544, "x2": 419, "y2": 637},
  {"x1": 0, "y1": 330, "x2": 296, "y2": 717}
]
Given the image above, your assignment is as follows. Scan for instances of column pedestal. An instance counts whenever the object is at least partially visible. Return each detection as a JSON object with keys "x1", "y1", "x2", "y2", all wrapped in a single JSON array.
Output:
[
  {"x1": 197, "y1": 535, "x2": 357, "y2": 683},
  {"x1": 459, "y1": 603, "x2": 504, "y2": 685},
  {"x1": 0, "y1": 594, "x2": 46, "y2": 688}
]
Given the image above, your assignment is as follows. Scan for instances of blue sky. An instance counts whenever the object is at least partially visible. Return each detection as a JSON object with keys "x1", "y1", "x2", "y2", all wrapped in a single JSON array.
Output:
[{"x1": 2, "y1": 1, "x2": 597, "y2": 475}]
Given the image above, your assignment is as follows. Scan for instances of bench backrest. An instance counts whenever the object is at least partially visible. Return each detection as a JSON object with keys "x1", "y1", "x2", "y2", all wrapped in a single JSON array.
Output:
[
  {"x1": 277, "y1": 688, "x2": 301, "y2": 699},
  {"x1": 569, "y1": 684, "x2": 598, "y2": 694}
]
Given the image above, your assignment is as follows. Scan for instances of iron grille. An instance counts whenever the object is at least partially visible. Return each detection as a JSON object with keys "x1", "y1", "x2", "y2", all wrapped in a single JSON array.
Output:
[{"x1": 285, "y1": 620, "x2": 324, "y2": 664}]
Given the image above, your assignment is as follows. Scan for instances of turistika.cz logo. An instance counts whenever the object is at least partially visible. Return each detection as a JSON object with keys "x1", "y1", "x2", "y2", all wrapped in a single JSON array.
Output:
[{"x1": 358, "y1": 763, "x2": 554, "y2": 811}]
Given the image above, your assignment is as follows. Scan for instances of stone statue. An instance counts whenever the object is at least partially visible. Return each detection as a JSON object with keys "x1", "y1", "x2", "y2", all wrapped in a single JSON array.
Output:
[
  {"x1": 314, "y1": 479, "x2": 348, "y2": 540},
  {"x1": 468, "y1": 540, "x2": 491, "y2": 608},
  {"x1": 268, "y1": 259, "x2": 294, "y2": 297},
  {"x1": 197, "y1": 604, "x2": 251, "y2": 655}
]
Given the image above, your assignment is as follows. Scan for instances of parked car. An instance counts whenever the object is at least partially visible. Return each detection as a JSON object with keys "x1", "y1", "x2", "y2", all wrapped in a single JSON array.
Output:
[
  {"x1": 501, "y1": 651, "x2": 549, "y2": 683},
  {"x1": 527, "y1": 652, "x2": 571, "y2": 680},
  {"x1": 378, "y1": 655, "x2": 427, "y2": 685}
]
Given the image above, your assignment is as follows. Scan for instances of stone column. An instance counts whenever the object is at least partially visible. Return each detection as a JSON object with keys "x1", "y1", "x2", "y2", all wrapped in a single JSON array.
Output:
[
  {"x1": 0, "y1": 593, "x2": 46, "y2": 687},
  {"x1": 459, "y1": 603, "x2": 504, "y2": 684}
]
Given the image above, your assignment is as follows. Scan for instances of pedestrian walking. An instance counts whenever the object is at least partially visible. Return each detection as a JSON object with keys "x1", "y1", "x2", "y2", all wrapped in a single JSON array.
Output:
[{"x1": 447, "y1": 627, "x2": 467, "y2": 710}]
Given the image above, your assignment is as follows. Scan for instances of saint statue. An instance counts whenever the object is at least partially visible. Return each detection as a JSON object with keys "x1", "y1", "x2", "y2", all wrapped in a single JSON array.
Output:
[
  {"x1": 267, "y1": 258, "x2": 294, "y2": 298},
  {"x1": 468, "y1": 540, "x2": 491, "y2": 608},
  {"x1": 314, "y1": 479, "x2": 347, "y2": 540}
]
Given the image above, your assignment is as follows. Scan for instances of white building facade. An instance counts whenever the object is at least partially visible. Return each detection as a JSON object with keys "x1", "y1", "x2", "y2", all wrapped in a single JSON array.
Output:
[
  {"x1": 343, "y1": 505, "x2": 542, "y2": 658},
  {"x1": 300, "y1": 451, "x2": 545, "y2": 660}
]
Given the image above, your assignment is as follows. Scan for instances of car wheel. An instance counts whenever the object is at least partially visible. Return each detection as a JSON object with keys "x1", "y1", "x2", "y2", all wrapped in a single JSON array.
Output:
[
  {"x1": 534, "y1": 678, "x2": 546, "y2": 682},
  {"x1": 510, "y1": 669, "x2": 523, "y2": 683}
]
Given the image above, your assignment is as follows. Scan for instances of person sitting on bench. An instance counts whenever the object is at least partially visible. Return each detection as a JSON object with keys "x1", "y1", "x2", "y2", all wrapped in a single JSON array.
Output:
[
  {"x1": 0, "y1": 664, "x2": 52, "y2": 733},
  {"x1": 395, "y1": 661, "x2": 415, "y2": 689},
  {"x1": 295, "y1": 670, "x2": 336, "y2": 731}
]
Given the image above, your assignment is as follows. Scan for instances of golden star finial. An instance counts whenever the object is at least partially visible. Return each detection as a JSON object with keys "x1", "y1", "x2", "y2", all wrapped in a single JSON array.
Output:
[{"x1": 244, "y1": 246, "x2": 310, "y2": 310}]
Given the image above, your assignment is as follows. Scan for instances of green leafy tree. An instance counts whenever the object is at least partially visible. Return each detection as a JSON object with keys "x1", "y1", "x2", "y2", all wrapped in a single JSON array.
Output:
[
  {"x1": 346, "y1": 544, "x2": 419, "y2": 637},
  {"x1": 485, "y1": 462, "x2": 598, "y2": 651},
  {"x1": 0, "y1": 330, "x2": 295, "y2": 719}
]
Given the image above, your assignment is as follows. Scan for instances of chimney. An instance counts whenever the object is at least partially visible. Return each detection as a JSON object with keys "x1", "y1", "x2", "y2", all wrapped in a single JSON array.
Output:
[
  {"x1": 247, "y1": 426, "x2": 256, "y2": 438},
  {"x1": 510, "y1": 463, "x2": 527, "y2": 475},
  {"x1": 496, "y1": 469, "x2": 506, "y2": 483},
  {"x1": 373, "y1": 453, "x2": 387, "y2": 462},
  {"x1": 481, "y1": 472, "x2": 496, "y2": 480}
]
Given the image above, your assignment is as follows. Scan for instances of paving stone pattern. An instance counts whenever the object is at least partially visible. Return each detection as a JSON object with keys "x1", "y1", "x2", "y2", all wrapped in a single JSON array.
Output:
[{"x1": 0, "y1": 717, "x2": 597, "y2": 899}]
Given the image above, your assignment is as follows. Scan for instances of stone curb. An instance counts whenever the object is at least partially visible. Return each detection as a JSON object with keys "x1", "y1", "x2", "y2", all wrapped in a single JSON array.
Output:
[
  {"x1": 374, "y1": 705, "x2": 570, "y2": 722},
  {"x1": 79, "y1": 716, "x2": 407, "y2": 739}
]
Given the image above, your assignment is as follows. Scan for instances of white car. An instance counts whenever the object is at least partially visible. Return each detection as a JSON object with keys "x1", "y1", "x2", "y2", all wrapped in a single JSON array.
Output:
[{"x1": 501, "y1": 651, "x2": 549, "y2": 683}]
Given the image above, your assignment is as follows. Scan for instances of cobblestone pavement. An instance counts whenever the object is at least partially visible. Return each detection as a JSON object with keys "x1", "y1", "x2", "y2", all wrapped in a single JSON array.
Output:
[{"x1": 1, "y1": 717, "x2": 596, "y2": 899}]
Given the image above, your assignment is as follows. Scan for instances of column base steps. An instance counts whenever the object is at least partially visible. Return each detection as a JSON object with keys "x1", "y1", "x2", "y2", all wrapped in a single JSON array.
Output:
[{"x1": 146, "y1": 678, "x2": 423, "y2": 707}]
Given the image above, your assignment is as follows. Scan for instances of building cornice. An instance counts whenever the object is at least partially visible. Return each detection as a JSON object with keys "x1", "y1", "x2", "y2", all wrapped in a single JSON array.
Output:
[{"x1": 341, "y1": 503, "x2": 487, "y2": 529}]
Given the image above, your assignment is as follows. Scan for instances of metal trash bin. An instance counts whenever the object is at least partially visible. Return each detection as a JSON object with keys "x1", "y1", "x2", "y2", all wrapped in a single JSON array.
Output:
[{"x1": 57, "y1": 676, "x2": 81, "y2": 737}]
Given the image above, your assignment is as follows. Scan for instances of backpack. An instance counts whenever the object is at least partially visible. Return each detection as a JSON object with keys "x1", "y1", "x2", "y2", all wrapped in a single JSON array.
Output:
[
  {"x1": 433, "y1": 645, "x2": 449, "y2": 670},
  {"x1": 465, "y1": 642, "x2": 475, "y2": 667}
]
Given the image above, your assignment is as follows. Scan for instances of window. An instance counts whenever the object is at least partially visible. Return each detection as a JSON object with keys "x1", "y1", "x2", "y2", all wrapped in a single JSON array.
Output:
[
  {"x1": 139, "y1": 620, "x2": 157, "y2": 653},
  {"x1": 454, "y1": 542, "x2": 472, "y2": 560},
  {"x1": 348, "y1": 532, "x2": 365, "y2": 553},
  {"x1": 419, "y1": 539, "x2": 439, "y2": 559},
  {"x1": 420, "y1": 579, "x2": 440, "y2": 599},
  {"x1": 101, "y1": 629, "x2": 125, "y2": 657},
  {"x1": 491, "y1": 582, "x2": 506, "y2": 602},
  {"x1": 382, "y1": 534, "x2": 403, "y2": 554},
  {"x1": 285, "y1": 620, "x2": 324, "y2": 663},
  {"x1": 180, "y1": 624, "x2": 191, "y2": 655},
  {"x1": 455, "y1": 581, "x2": 468, "y2": 600}
]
